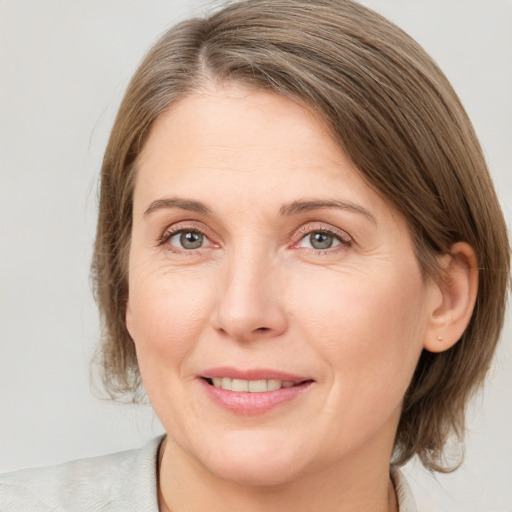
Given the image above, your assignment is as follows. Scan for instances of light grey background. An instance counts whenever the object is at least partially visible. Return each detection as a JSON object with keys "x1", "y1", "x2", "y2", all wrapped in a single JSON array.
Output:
[{"x1": 1, "y1": 1, "x2": 511, "y2": 510}]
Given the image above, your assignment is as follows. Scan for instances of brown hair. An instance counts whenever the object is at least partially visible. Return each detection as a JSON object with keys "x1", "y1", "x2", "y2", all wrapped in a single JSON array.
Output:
[{"x1": 92, "y1": 0, "x2": 510, "y2": 472}]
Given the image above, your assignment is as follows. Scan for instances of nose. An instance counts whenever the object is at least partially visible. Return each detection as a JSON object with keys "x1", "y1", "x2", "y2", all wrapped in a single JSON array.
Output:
[{"x1": 211, "y1": 249, "x2": 288, "y2": 342}]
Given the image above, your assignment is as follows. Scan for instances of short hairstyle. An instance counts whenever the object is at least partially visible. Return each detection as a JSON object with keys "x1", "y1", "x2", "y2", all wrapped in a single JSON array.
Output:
[{"x1": 92, "y1": 0, "x2": 510, "y2": 472}]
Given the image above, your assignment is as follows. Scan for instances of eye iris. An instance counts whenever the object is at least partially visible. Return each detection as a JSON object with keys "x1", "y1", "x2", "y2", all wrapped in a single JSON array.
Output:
[
  {"x1": 310, "y1": 232, "x2": 333, "y2": 249},
  {"x1": 180, "y1": 231, "x2": 203, "y2": 249}
]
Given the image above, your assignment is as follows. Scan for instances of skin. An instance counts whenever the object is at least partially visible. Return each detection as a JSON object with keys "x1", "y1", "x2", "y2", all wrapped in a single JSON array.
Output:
[{"x1": 126, "y1": 83, "x2": 477, "y2": 512}]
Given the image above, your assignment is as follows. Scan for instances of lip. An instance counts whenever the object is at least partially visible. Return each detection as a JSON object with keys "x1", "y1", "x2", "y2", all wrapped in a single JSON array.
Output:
[{"x1": 199, "y1": 367, "x2": 314, "y2": 416}]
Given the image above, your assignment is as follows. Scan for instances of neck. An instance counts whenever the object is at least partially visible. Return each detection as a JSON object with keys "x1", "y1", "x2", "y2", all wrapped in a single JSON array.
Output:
[{"x1": 157, "y1": 437, "x2": 398, "y2": 512}]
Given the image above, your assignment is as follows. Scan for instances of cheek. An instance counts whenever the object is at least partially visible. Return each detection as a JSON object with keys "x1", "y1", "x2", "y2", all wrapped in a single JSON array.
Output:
[
  {"x1": 127, "y1": 269, "x2": 214, "y2": 372},
  {"x1": 295, "y1": 265, "x2": 427, "y2": 400},
  {"x1": 127, "y1": 269, "x2": 218, "y2": 433},
  {"x1": 291, "y1": 267, "x2": 427, "y2": 456}
]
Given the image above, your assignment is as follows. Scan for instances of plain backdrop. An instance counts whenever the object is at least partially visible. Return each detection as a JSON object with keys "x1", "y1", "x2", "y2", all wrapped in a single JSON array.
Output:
[{"x1": 1, "y1": 1, "x2": 511, "y2": 510}]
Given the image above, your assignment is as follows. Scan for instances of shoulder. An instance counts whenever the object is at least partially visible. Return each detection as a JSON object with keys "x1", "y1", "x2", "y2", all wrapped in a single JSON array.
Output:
[
  {"x1": 391, "y1": 466, "x2": 418, "y2": 512},
  {"x1": 0, "y1": 436, "x2": 164, "y2": 512}
]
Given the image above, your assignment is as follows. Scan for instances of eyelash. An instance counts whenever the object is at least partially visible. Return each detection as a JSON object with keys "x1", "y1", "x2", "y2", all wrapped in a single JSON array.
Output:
[
  {"x1": 158, "y1": 224, "x2": 353, "y2": 255},
  {"x1": 158, "y1": 224, "x2": 212, "y2": 254},
  {"x1": 292, "y1": 225, "x2": 353, "y2": 254}
]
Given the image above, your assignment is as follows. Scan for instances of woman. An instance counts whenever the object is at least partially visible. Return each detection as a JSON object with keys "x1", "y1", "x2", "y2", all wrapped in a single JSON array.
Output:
[{"x1": 1, "y1": 0, "x2": 509, "y2": 510}]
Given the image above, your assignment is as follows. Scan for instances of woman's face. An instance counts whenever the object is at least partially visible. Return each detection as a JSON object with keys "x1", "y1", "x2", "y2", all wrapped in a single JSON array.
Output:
[{"x1": 127, "y1": 84, "x2": 441, "y2": 485}]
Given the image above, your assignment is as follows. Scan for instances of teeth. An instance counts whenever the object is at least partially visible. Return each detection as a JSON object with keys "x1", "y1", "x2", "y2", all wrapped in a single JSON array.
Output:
[
  {"x1": 248, "y1": 379, "x2": 267, "y2": 392},
  {"x1": 267, "y1": 379, "x2": 281, "y2": 391},
  {"x1": 209, "y1": 378, "x2": 298, "y2": 392},
  {"x1": 231, "y1": 378, "x2": 249, "y2": 392}
]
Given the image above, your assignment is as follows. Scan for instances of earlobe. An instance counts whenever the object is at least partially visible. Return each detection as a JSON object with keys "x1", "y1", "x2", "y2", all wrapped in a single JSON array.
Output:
[{"x1": 423, "y1": 242, "x2": 479, "y2": 353}]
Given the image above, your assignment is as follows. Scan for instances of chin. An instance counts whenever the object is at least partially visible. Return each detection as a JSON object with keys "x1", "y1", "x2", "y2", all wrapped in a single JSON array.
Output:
[{"x1": 190, "y1": 430, "x2": 311, "y2": 487}]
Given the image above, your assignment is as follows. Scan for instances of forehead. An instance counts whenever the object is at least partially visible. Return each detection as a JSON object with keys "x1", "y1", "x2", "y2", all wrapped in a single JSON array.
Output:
[
  {"x1": 134, "y1": 83, "x2": 399, "y2": 228},
  {"x1": 139, "y1": 84, "x2": 341, "y2": 173}
]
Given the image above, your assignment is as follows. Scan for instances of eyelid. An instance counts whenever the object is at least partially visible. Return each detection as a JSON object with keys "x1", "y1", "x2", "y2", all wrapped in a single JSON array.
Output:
[
  {"x1": 158, "y1": 220, "x2": 216, "y2": 249},
  {"x1": 157, "y1": 220, "x2": 352, "y2": 253},
  {"x1": 291, "y1": 222, "x2": 353, "y2": 249}
]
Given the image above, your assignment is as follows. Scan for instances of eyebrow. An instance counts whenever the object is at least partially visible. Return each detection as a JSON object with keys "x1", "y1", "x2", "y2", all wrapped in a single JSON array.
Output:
[
  {"x1": 280, "y1": 199, "x2": 376, "y2": 223},
  {"x1": 143, "y1": 196, "x2": 375, "y2": 223},
  {"x1": 144, "y1": 198, "x2": 213, "y2": 217}
]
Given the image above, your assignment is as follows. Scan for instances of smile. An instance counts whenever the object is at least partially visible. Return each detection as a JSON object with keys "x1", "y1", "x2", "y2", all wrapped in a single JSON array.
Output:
[
  {"x1": 205, "y1": 377, "x2": 300, "y2": 392},
  {"x1": 199, "y1": 369, "x2": 314, "y2": 415}
]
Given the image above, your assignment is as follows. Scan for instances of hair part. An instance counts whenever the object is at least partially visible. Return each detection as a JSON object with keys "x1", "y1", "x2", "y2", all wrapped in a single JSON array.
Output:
[{"x1": 92, "y1": 0, "x2": 510, "y2": 471}]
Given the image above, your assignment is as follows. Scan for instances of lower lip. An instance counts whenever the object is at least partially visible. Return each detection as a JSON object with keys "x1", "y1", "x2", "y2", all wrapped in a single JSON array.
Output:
[{"x1": 200, "y1": 379, "x2": 313, "y2": 415}]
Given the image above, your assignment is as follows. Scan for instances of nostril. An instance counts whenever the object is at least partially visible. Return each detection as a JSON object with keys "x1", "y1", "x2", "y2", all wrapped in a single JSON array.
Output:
[{"x1": 256, "y1": 327, "x2": 270, "y2": 331}]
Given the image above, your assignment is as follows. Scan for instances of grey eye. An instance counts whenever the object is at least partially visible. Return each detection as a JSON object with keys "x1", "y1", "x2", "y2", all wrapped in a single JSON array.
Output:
[
  {"x1": 180, "y1": 231, "x2": 204, "y2": 249},
  {"x1": 309, "y1": 232, "x2": 334, "y2": 249},
  {"x1": 169, "y1": 231, "x2": 205, "y2": 249}
]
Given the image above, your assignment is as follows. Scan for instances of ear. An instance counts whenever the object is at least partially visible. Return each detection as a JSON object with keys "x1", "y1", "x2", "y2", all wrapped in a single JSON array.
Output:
[
  {"x1": 125, "y1": 296, "x2": 135, "y2": 340},
  {"x1": 423, "y1": 242, "x2": 479, "y2": 353}
]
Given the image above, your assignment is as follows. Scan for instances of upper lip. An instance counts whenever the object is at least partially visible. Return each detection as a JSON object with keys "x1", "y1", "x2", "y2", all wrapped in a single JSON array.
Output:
[{"x1": 201, "y1": 367, "x2": 312, "y2": 383}]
